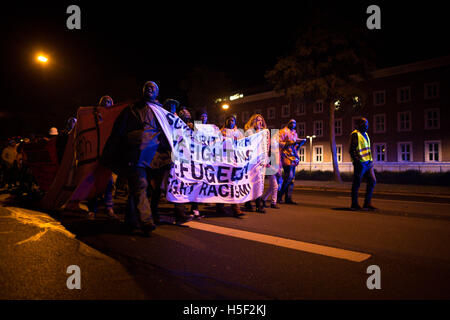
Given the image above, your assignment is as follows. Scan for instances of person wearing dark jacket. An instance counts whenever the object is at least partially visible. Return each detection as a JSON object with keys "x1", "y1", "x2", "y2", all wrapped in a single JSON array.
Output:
[
  {"x1": 101, "y1": 81, "x2": 167, "y2": 236},
  {"x1": 349, "y1": 117, "x2": 377, "y2": 211}
]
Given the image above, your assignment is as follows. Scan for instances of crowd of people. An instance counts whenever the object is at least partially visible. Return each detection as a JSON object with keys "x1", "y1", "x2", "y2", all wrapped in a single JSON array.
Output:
[{"x1": 0, "y1": 80, "x2": 377, "y2": 237}]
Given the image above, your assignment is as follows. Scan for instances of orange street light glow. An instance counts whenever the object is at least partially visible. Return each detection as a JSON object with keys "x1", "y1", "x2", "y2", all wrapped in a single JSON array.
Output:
[
  {"x1": 37, "y1": 55, "x2": 48, "y2": 63},
  {"x1": 222, "y1": 104, "x2": 230, "y2": 110}
]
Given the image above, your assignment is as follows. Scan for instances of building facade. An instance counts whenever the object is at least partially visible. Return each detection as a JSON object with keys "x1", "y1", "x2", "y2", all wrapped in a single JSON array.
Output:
[{"x1": 214, "y1": 56, "x2": 450, "y2": 172}]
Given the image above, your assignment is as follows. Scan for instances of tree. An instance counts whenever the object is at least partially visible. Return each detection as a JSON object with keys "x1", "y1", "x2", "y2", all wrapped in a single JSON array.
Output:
[{"x1": 265, "y1": 19, "x2": 375, "y2": 182}]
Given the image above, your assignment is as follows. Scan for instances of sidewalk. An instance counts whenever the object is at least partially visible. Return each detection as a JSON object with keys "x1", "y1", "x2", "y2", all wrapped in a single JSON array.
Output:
[{"x1": 292, "y1": 180, "x2": 450, "y2": 198}]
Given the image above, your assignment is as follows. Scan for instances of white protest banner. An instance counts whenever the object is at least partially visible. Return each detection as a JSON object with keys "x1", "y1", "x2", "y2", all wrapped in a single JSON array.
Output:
[{"x1": 149, "y1": 104, "x2": 269, "y2": 203}]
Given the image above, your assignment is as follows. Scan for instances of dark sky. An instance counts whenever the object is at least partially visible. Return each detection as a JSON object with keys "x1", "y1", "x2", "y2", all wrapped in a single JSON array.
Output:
[{"x1": 1, "y1": 1, "x2": 449, "y2": 137}]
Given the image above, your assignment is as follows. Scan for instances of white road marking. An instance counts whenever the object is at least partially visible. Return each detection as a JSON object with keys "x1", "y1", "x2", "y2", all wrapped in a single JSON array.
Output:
[
  {"x1": 184, "y1": 221, "x2": 371, "y2": 263},
  {"x1": 337, "y1": 196, "x2": 450, "y2": 206}
]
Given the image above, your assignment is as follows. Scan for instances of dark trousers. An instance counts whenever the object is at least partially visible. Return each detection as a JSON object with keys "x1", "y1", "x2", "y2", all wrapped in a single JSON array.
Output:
[
  {"x1": 351, "y1": 161, "x2": 376, "y2": 206},
  {"x1": 279, "y1": 165, "x2": 296, "y2": 201},
  {"x1": 126, "y1": 167, "x2": 154, "y2": 228}
]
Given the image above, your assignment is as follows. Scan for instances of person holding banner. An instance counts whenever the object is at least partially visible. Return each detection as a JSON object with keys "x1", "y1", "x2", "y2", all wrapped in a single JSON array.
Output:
[
  {"x1": 101, "y1": 81, "x2": 165, "y2": 236},
  {"x1": 278, "y1": 119, "x2": 306, "y2": 205},
  {"x1": 244, "y1": 114, "x2": 268, "y2": 213},
  {"x1": 86, "y1": 96, "x2": 118, "y2": 220},
  {"x1": 216, "y1": 115, "x2": 245, "y2": 217}
]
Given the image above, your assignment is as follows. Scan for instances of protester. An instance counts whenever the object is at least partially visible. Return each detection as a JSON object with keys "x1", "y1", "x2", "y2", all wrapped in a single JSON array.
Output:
[
  {"x1": 278, "y1": 119, "x2": 306, "y2": 204},
  {"x1": 262, "y1": 125, "x2": 281, "y2": 209},
  {"x1": 349, "y1": 117, "x2": 377, "y2": 211},
  {"x1": 216, "y1": 115, "x2": 245, "y2": 217},
  {"x1": 163, "y1": 99, "x2": 179, "y2": 116},
  {"x1": 244, "y1": 114, "x2": 268, "y2": 213},
  {"x1": 101, "y1": 81, "x2": 188, "y2": 235},
  {"x1": 86, "y1": 96, "x2": 118, "y2": 220}
]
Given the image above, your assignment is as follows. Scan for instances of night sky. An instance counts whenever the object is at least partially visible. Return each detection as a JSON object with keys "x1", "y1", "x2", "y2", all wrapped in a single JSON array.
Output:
[{"x1": 1, "y1": 1, "x2": 449, "y2": 138}]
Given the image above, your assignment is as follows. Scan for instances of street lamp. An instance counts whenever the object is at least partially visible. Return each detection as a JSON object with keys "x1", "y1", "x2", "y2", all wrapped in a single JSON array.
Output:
[
  {"x1": 306, "y1": 135, "x2": 316, "y2": 172},
  {"x1": 221, "y1": 103, "x2": 230, "y2": 110},
  {"x1": 36, "y1": 54, "x2": 49, "y2": 64}
]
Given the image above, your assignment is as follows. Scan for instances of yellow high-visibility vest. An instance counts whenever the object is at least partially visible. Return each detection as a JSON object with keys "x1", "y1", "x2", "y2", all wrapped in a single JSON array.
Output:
[{"x1": 352, "y1": 130, "x2": 373, "y2": 162}]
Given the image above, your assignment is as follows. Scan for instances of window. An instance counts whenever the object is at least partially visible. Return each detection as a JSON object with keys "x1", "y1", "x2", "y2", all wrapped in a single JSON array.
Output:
[
  {"x1": 299, "y1": 146, "x2": 306, "y2": 163},
  {"x1": 424, "y1": 82, "x2": 439, "y2": 99},
  {"x1": 334, "y1": 119, "x2": 342, "y2": 136},
  {"x1": 313, "y1": 120, "x2": 323, "y2": 137},
  {"x1": 336, "y1": 144, "x2": 343, "y2": 163},
  {"x1": 373, "y1": 90, "x2": 386, "y2": 106},
  {"x1": 373, "y1": 114, "x2": 386, "y2": 133},
  {"x1": 297, "y1": 122, "x2": 306, "y2": 137},
  {"x1": 424, "y1": 108, "x2": 440, "y2": 129},
  {"x1": 281, "y1": 104, "x2": 290, "y2": 118},
  {"x1": 314, "y1": 146, "x2": 323, "y2": 163},
  {"x1": 267, "y1": 107, "x2": 276, "y2": 120},
  {"x1": 314, "y1": 100, "x2": 324, "y2": 113},
  {"x1": 295, "y1": 102, "x2": 306, "y2": 115},
  {"x1": 398, "y1": 142, "x2": 413, "y2": 162},
  {"x1": 398, "y1": 111, "x2": 412, "y2": 132},
  {"x1": 374, "y1": 143, "x2": 387, "y2": 162},
  {"x1": 397, "y1": 86, "x2": 411, "y2": 103},
  {"x1": 425, "y1": 141, "x2": 441, "y2": 162}
]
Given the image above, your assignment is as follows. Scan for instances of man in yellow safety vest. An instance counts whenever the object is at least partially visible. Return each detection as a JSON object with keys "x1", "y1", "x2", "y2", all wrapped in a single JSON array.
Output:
[{"x1": 349, "y1": 117, "x2": 377, "y2": 211}]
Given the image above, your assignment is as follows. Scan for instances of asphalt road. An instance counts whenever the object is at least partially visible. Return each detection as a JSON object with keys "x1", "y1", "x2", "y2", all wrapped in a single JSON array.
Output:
[{"x1": 1, "y1": 188, "x2": 450, "y2": 300}]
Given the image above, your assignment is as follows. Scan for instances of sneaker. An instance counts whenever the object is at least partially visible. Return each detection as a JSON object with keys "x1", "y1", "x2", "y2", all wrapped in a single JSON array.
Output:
[{"x1": 270, "y1": 203, "x2": 280, "y2": 209}]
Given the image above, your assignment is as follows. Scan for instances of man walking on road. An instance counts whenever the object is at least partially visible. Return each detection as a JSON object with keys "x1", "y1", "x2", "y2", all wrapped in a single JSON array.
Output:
[{"x1": 349, "y1": 117, "x2": 377, "y2": 211}]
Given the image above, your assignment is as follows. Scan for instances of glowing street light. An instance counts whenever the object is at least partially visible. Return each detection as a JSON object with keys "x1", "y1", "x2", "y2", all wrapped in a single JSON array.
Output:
[
  {"x1": 221, "y1": 103, "x2": 230, "y2": 110},
  {"x1": 36, "y1": 55, "x2": 48, "y2": 64}
]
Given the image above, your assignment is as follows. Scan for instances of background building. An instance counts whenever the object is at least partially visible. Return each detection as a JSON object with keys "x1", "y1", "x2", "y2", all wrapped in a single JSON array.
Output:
[{"x1": 213, "y1": 56, "x2": 450, "y2": 172}]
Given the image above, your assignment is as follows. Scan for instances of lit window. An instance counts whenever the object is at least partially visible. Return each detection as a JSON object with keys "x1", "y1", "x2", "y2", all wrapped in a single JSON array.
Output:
[
  {"x1": 398, "y1": 142, "x2": 413, "y2": 162},
  {"x1": 299, "y1": 147, "x2": 306, "y2": 163},
  {"x1": 425, "y1": 141, "x2": 441, "y2": 162},
  {"x1": 374, "y1": 143, "x2": 387, "y2": 162},
  {"x1": 424, "y1": 108, "x2": 440, "y2": 129},
  {"x1": 336, "y1": 145, "x2": 343, "y2": 163},
  {"x1": 314, "y1": 146, "x2": 323, "y2": 163}
]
